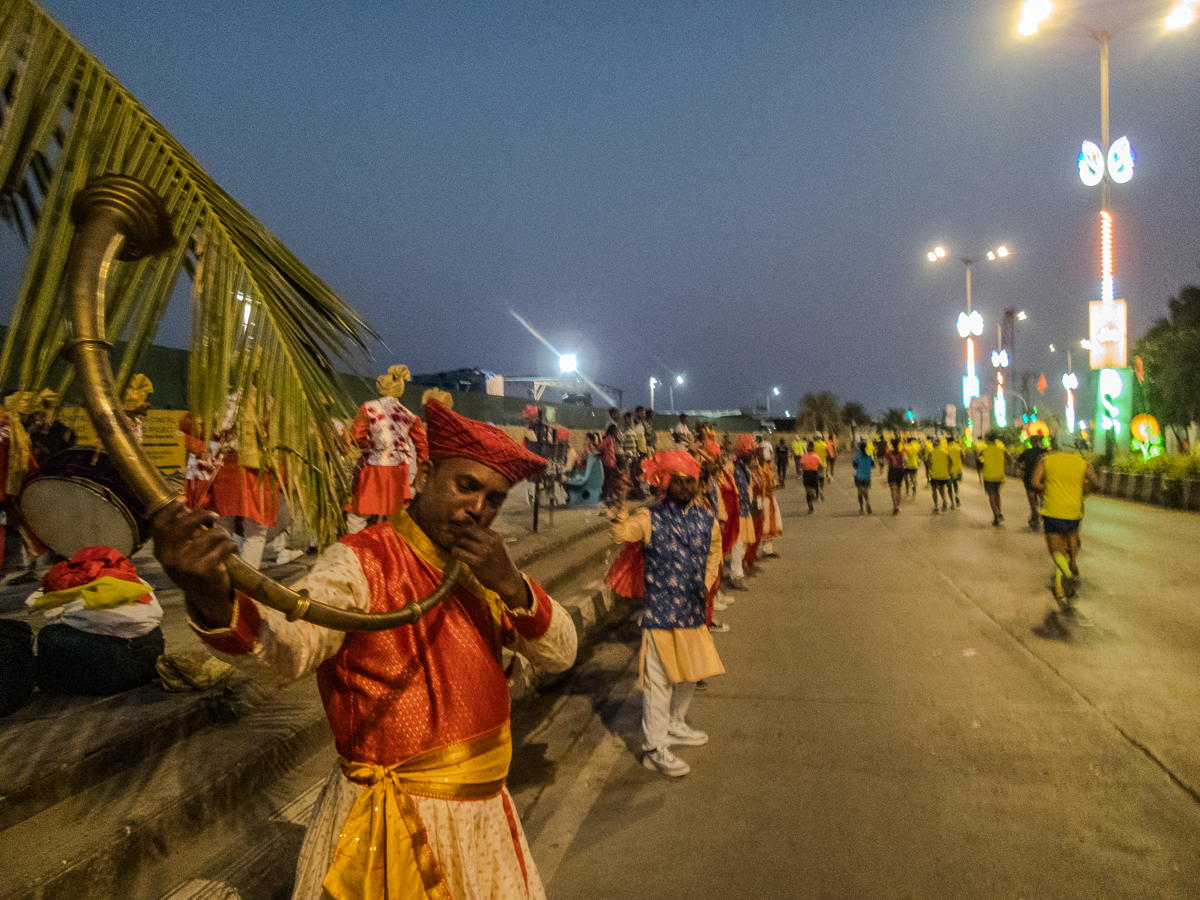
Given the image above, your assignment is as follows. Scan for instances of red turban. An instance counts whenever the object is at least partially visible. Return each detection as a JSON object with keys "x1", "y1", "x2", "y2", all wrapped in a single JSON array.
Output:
[
  {"x1": 556, "y1": 427, "x2": 571, "y2": 441},
  {"x1": 424, "y1": 399, "x2": 547, "y2": 485},
  {"x1": 641, "y1": 449, "x2": 701, "y2": 490},
  {"x1": 735, "y1": 434, "x2": 757, "y2": 457},
  {"x1": 701, "y1": 439, "x2": 721, "y2": 461}
]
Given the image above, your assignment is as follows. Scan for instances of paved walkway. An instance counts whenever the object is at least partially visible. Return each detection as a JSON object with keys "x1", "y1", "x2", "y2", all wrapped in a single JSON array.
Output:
[{"x1": 519, "y1": 468, "x2": 1200, "y2": 899}]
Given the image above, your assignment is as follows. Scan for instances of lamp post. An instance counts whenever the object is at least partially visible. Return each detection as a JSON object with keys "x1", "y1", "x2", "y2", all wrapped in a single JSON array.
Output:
[
  {"x1": 927, "y1": 243, "x2": 1009, "y2": 418},
  {"x1": 767, "y1": 386, "x2": 780, "y2": 416},
  {"x1": 669, "y1": 374, "x2": 684, "y2": 414},
  {"x1": 1018, "y1": 1, "x2": 1194, "y2": 451},
  {"x1": 649, "y1": 376, "x2": 658, "y2": 410}
]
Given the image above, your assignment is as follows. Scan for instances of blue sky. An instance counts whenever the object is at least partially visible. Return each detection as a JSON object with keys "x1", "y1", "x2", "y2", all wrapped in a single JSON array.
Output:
[{"x1": 4, "y1": 1, "x2": 1199, "y2": 419}]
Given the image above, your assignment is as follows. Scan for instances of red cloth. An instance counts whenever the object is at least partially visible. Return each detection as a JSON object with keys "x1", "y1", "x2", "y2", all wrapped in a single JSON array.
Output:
[
  {"x1": 718, "y1": 475, "x2": 739, "y2": 557},
  {"x1": 641, "y1": 450, "x2": 700, "y2": 490},
  {"x1": 345, "y1": 462, "x2": 412, "y2": 515},
  {"x1": 208, "y1": 453, "x2": 279, "y2": 525},
  {"x1": 42, "y1": 546, "x2": 143, "y2": 592},
  {"x1": 604, "y1": 541, "x2": 644, "y2": 599},
  {"x1": 424, "y1": 399, "x2": 546, "y2": 485},
  {"x1": 735, "y1": 435, "x2": 756, "y2": 457},
  {"x1": 201, "y1": 522, "x2": 554, "y2": 766}
]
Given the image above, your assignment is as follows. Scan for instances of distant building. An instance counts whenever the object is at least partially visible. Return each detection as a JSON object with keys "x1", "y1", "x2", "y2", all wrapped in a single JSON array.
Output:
[{"x1": 410, "y1": 368, "x2": 504, "y2": 396}]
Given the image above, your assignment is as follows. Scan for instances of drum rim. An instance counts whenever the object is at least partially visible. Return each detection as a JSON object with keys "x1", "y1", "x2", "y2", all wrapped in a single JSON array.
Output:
[{"x1": 19, "y1": 474, "x2": 143, "y2": 555}]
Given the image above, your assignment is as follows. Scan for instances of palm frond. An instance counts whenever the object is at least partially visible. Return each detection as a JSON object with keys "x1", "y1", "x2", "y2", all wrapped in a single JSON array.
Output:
[{"x1": 0, "y1": 0, "x2": 379, "y2": 544}]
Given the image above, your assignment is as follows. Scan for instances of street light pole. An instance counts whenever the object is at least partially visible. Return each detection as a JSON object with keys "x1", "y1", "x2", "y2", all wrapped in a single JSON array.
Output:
[
  {"x1": 649, "y1": 377, "x2": 657, "y2": 410},
  {"x1": 669, "y1": 374, "x2": 684, "y2": 414}
]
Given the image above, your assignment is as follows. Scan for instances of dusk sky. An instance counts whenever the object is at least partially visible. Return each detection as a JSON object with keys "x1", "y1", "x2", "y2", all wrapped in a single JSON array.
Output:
[{"x1": 5, "y1": 1, "x2": 1200, "y2": 420}]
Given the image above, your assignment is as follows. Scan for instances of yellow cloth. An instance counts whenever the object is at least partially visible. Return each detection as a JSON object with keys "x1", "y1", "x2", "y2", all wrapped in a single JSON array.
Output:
[
  {"x1": 34, "y1": 575, "x2": 153, "y2": 610},
  {"x1": 421, "y1": 388, "x2": 453, "y2": 409},
  {"x1": 948, "y1": 443, "x2": 964, "y2": 475},
  {"x1": 323, "y1": 723, "x2": 512, "y2": 900},
  {"x1": 929, "y1": 447, "x2": 950, "y2": 480},
  {"x1": 1041, "y1": 452, "x2": 1088, "y2": 520},
  {"x1": 156, "y1": 651, "x2": 233, "y2": 691},
  {"x1": 981, "y1": 442, "x2": 1006, "y2": 482},
  {"x1": 377, "y1": 364, "x2": 411, "y2": 399},
  {"x1": 639, "y1": 628, "x2": 724, "y2": 688},
  {"x1": 3, "y1": 395, "x2": 33, "y2": 498},
  {"x1": 814, "y1": 440, "x2": 828, "y2": 463},
  {"x1": 904, "y1": 441, "x2": 920, "y2": 468},
  {"x1": 122, "y1": 374, "x2": 153, "y2": 411}
]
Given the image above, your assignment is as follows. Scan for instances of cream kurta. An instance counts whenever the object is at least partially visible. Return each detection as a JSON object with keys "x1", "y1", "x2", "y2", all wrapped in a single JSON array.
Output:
[{"x1": 193, "y1": 543, "x2": 577, "y2": 900}]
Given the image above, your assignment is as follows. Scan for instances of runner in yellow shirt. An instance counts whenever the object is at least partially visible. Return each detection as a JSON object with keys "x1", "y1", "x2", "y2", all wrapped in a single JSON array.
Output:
[
  {"x1": 977, "y1": 431, "x2": 1010, "y2": 526},
  {"x1": 813, "y1": 435, "x2": 828, "y2": 501},
  {"x1": 947, "y1": 435, "x2": 964, "y2": 508},
  {"x1": 903, "y1": 437, "x2": 921, "y2": 496},
  {"x1": 1030, "y1": 440, "x2": 1100, "y2": 606},
  {"x1": 929, "y1": 438, "x2": 951, "y2": 513}
]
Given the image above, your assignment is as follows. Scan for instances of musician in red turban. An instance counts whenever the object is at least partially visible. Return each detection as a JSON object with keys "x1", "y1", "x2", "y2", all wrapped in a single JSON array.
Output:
[
  {"x1": 153, "y1": 398, "x2": 577, "y2": 900},
  {"x1": 608, "y1": 449, "x2": 724, "y2": 778}
]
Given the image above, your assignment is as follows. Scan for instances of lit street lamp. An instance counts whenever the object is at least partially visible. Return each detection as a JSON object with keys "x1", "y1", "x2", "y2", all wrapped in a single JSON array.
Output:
[
  {"x1": 649, "y1": 376, "x2": 658, "y2": 410},
  {"x1": 558, "y1": 353, "x2": 577, "y2": 374},
  {"x1": 767, "y1": 386, "x2": 780, "y2": 416},
  {"x1": 669, "y1": 374, "x2": 684, "y2": 414},
  {"x1": 1019, "y1": 0, "x2": 1193, "y2": 450},
  {"x1": 928, "y1": 243, "x2": 1010, "y2": 418}
]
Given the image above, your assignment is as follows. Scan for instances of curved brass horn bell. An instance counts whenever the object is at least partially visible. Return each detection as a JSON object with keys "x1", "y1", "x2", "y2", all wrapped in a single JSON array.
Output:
[{"x1": 64, "y1": 175, "x2": 459, "y2": 632}]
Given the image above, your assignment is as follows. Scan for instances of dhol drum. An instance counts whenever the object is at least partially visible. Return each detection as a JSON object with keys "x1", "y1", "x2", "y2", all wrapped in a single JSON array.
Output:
[{"x1": 19, "y1": 447, "x2": 150, "y2": 559}]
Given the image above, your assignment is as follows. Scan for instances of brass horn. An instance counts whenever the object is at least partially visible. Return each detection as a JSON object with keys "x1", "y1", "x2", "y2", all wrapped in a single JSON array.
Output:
[{"x1": 63, "y1": 175, "x2": 460, "y2": 631}]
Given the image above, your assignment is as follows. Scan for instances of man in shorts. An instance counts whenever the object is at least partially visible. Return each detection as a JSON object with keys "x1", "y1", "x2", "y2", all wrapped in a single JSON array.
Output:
[
  {"x1": 1017, "y1": 435, "x2": 1048, "y2": 530},
  {"x1": 928, "y1": 437, "x2": 951, "y2": 513},
  {"x1": 947, "y1": 435, "x2": 964, "y2": 507},
  {"x1": 800, "y1": 441, "x2": 822, "y2": 513},
  {"x1": 978, "y1": 431, "x2": 1010, "y2": 526},
  {"x1": 813, "y1": 434, "x2": 828, "y2": 500},
  {"x1": 903, "y1": 436, "x2": 921, "y2": 496},
  {"x1": 1030, "y1": 440, "x2": 1100, "y2": 606}
]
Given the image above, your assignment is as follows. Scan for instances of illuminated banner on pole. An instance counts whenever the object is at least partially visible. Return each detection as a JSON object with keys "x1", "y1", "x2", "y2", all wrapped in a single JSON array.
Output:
[
  {"x1": 1089, "y1": 299, "x2": 1127, "y2": 369},
  {"x1": 1096, "y1": 367, "x2": 1132, "y2": 453}
]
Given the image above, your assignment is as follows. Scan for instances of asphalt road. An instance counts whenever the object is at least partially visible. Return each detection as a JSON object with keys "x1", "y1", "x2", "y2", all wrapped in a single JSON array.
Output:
[{"x1": 510, "y1": 465, "x2": 1200, "y2": 900}]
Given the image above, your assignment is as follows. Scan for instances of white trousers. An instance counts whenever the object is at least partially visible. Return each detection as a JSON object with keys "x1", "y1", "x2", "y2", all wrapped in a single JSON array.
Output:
[
  {"x1": 642, "y1": 633, "x2": 697, "y2": 752},
  {"x1": 730, "y1": 541, "x2": 746, "y2": 578},
  {"x1": 217, "y1": 516, "x2": 268, "y2": 569}
]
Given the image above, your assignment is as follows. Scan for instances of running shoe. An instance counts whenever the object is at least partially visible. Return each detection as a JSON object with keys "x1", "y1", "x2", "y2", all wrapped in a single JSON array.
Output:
[{"x1": 643, "y1": 747, "x2": 690, "y2": 777}]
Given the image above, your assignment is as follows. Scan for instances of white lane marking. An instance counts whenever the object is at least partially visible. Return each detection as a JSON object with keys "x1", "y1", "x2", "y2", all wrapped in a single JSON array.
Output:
[{"x1": 531, "y1": 730, "x2": 628, "y2": 887}]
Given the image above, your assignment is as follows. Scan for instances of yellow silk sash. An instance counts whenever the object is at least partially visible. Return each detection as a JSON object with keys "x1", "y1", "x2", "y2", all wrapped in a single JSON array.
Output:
[{"x1": 322, "y1": 722, "x2": 512, "y2": 900}]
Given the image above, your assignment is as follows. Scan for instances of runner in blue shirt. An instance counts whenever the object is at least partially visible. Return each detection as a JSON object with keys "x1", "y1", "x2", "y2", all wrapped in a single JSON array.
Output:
[{"x1": 852, "y1": 441, "x2": 874, "y2": 515}]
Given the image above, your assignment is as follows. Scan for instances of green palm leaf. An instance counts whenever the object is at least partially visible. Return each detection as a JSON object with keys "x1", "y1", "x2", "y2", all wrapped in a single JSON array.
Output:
[{"x1": 0, "y1": 0, "x2": 379, "y2": 545}]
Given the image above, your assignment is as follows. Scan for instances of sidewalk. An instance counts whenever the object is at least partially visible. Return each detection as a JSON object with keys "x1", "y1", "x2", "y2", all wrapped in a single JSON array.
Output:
[{"x1": 0, "y1": 496, "x2": 627, "y2": 900}]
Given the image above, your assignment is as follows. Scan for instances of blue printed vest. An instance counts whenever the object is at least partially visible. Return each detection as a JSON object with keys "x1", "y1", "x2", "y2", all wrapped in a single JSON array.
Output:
[
  {"x1": 733, "y1": 461, "x2": 751, "y2": 517},
  {"x1": 642, "y1": 502, "x2": 714, "y2": 630}
]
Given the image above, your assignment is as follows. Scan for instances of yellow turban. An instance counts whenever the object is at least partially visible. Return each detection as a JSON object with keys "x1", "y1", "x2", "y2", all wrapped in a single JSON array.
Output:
[
  {"x1": 3, "y1": 393, "x2": 35, "y2": 496},
  {"x1": 5, "y1": 392, "x2": 38, "y2": 417},
  {"x1": 421, "y1": 388, "x2": 453, "y2": 410},
  {"x1": 123, "y1": 375, "x2": 154, "y2": 412},
  {"x1": 376, "y1": 364, "x2": 411, "y2": 399},
  {"x1": 36, "y1": 388, "x2": 57, "y2": 408}
]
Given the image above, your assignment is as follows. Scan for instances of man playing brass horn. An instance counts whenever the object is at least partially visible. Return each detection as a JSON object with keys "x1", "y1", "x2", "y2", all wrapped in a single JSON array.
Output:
[{"x1": 153, "y1": 398, "x2": 577, "y2": 900}]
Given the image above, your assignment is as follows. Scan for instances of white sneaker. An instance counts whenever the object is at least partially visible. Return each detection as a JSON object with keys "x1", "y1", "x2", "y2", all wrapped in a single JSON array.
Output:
[
  {"x1": 643, "y1": 747, "x2": 690, "y2": 776},
  {"x1": 667, "y1": 721, "x2": 709, "y2": 746},
  {"x1": 709, "y1": 621, "x2": 729, "y2": 633},
  {"x1": 713, "y1": 599, "x2": 729, "y2": 611}
]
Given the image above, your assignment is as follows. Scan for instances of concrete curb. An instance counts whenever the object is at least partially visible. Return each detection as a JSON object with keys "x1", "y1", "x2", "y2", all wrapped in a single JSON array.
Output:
[{"x1": 0, "y1": 517, "x2": 628, "y2": 900}]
